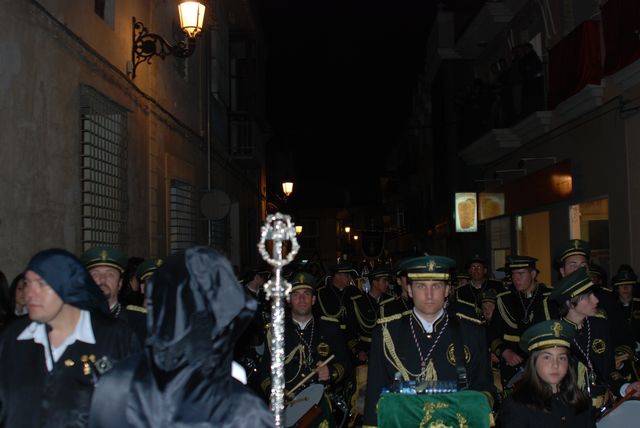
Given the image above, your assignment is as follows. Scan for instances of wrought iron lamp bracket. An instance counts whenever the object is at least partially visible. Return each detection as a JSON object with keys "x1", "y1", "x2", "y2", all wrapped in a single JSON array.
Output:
[{"x1": 130, "y1": 17, "x2": 196, "y2": 79}]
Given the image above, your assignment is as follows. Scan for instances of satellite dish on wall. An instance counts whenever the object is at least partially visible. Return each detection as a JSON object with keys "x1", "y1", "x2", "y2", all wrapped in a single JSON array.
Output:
[{"x1": 200, "y1": 189, "x2": 231, "y2": 220}]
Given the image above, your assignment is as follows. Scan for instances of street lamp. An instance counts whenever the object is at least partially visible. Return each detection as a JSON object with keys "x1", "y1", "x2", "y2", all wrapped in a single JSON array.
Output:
[
  {"x1": 282, "y1": 181, "x2": 294, "y2": 198},
  {"x1": 344, "y1": 226, "x2": 351, "y2": 234},
  {"x1": 130, "y1": 1, "x2": 207, "y2": 79},
  {"x1": 295, "y1": 225, "x2": 303, "y2": 235}
]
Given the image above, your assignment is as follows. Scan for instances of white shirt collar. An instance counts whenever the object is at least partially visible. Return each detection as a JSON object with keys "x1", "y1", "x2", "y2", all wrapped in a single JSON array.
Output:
[
  {"x1": 17, "y1": 310, "x2": 95, "y2": 371},
  {"x1": 292, "y1": 316, "x2": 312, "y2": 330},
  {"x1": 413, "y1": 308, "x2": 445, "y2": 333}
]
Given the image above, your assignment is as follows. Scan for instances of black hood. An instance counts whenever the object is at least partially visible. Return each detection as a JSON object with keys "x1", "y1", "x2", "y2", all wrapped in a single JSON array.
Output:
[
  {"x1": 26, "y1": 248, "x2": 109, "y2": 314},
  {"x1": 145, "y1": 246, "x2": 257, "y2": 373}
]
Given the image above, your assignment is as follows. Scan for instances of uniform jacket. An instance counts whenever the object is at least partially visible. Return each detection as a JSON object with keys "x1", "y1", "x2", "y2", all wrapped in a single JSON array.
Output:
[
  {"x1": 259, "y1": 314, "x2": 352, "y2": 395},
  {"x1": 0, "y1": 312, "x2": 139, "y2": 428},
  {"x1": 363, "y1": 310, "x2": 495, "y2": 427},
  {"x1": 499, "y1": 396, "x2": 595, "y2": 428}
]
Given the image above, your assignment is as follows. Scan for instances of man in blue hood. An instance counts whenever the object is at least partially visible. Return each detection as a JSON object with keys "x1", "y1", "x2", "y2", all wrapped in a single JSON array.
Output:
[{"x1": 0, "y1": 248, "x2": 140, "y2": 428}]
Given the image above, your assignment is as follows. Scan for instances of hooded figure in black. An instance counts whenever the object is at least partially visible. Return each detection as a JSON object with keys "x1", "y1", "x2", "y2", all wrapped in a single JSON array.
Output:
[
  {"x1": 89, "y1": 246, "x2": 275, "y2": 428},
  {"x1": 0, "y1": 248, "x2": 139, "y2": 428}
]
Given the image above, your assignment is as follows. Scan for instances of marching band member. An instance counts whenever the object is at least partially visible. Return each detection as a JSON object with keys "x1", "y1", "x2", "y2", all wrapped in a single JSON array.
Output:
[
  {"x1": 549, "y1": 266, "x2": 640, "y2": 413},
  {"x1": 259, "y1": 272, "x2": 352, "y2": 427},
  {"x1": 363, "y1": 255, "x2": 495, "y2": 428},
  {"x1": 499, "y1": 320, "x2": 595, "y2": 427}
]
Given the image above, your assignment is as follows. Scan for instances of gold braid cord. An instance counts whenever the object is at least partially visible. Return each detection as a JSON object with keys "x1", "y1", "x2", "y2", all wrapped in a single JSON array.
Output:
[{"x1": 382, "y1": 324, "x2": 410, "y2": 381}]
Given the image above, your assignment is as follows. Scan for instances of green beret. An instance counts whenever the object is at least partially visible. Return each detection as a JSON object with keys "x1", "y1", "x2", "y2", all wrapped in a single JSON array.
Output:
[
  {"x1": 549, "y1": 266, "x2": 594, "y2": 303},
  {"x1": 290, "y1": 271, "x2": 317, "y2": 292},
  {"x1": 368, "y1": 265, "x2": 392, "y2": 281},
  {"x1": 136, "y1": 258, "x2": 163, "y2": 282},
  {"x1": 507, "y1": 255, "x2": 538, "y2": 270},
  {"x1": 332, "y1": 261, "x2": 359, "y2": 278},
  {"x1": 612, "y1": 270, "x2": 637, "y2": 287},
  {"x1": 404, "y1": 256, "x2": 456, "y2": 281},
  {"x1": 520, "y1": 319, "x2": 576, "y2": 353},
  {"x1": 556, "y1": 239, "x2": 590, "y2": 263},
  {"x1": 80, "y1": 246, "x2": 128, "y2": 273}
]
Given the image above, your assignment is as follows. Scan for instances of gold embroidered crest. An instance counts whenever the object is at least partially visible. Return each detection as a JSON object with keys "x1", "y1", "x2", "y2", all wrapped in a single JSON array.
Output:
[
  {"x1": 446, "y1": 344, "x2": 471, "y2": 365},
  {"x1": 100, "y1": 250, "x2": 108, "y2": 261},
  {"x1": 427, "y1": 260, "x2": 437, "y2": 272},
  {"x1": 551, "y1": 321, "x2": 562, "y2": 337},
  {"x1": 317, "y1": 342, "x2": 330, "y2": 357},
  {"x1": 592, "y1": 339, "x2": 606, "y2": 354}
]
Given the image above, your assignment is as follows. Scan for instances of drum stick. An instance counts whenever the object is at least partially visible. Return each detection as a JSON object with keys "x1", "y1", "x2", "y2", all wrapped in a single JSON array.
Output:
[{"x1": 287, "y1": 354, "x2": 335, "y2": 398}]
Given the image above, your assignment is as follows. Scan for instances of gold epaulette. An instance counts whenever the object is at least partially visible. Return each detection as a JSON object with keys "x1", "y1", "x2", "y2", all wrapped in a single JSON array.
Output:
[
  {"x1": 321, "y1": 315, "x2": 339, "y2": 323},
  {"x1": 380, "y1": 296, "x2": 396, "y2": 306},
  {"x1": 455, "y1": 312, "x2": 483, "y2": 325},
  {"x1": 497, "y1": 290, "x2": 511, "y2": 298},
  {"x1": 126, "y1": 305, "x2": 147, "y2": 314},
  {"x1": 594, "y1": 311, "x2": 607, "y2": 319},
  {"x1": 633, "y1": 297, "x2": 640, "y2": 303},
  {"x1": 376, "y1": 312, "x2": 405, "y2": 325},
  {"x1": 351, "y1": 294, "x2": 362, "y2": 301},
  {"x1": 316, "y1": 285, "x2": 326, "y2": 292}
]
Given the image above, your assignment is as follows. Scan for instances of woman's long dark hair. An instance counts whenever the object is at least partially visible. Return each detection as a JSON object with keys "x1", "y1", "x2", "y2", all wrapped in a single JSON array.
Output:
[{"x1": 511, "y1": 347, "x2": 590, "y2": 414}]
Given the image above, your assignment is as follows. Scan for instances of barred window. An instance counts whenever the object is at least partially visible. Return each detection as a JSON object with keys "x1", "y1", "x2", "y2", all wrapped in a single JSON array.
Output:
[
  {"x1": 80, "y1": 86, "x2": 128, "y2": 251},
  {"x1": 209, "y1": 218, "x2": 229, "y2": 252},
  {"x1": 169, "y1": 179, "x2": 197, "y2": 253}
]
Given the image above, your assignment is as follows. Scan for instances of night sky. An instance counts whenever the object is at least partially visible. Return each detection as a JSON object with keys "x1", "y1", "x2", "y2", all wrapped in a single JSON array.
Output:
[{"x1": 254, "y1": 0, "x2": 440, "y2": 207}]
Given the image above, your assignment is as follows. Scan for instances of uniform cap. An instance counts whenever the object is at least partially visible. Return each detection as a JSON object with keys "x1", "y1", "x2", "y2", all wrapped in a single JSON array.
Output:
[
  {"x1": 611, "y1": 270, "x2": 637, "y2": 287},
  {"x1": 506, "y1": 255, "x2": 538, "y2": 270},
  {"x1": 136, "y1": 258, "x2": 164, "y2": 282},
  {"x1": 290, "y1": 271, "x2": 317, "y2": 292},
  {"x1": 549, "y1": 266, "x2": 594, "y2": 303},
  {"x1": 80, "y1": 246, "x2": 128, "y2": 273},
  {"x1": 404, "y1": 256, "x2": 456, "y2": 281},
  {"x1": 556, "y1": 239, "x2": 590, "y2": 264},
  {"x1": 519, "y1": 319, "x2": 576, "y2": 353},
  {"x1": 367, "y1": 265, "x2": 392, "y2": 281}
]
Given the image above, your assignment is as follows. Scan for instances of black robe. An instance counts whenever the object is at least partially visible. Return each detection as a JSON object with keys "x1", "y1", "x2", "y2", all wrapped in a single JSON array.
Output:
[
  {"x1": 0, "y1": 312, "x2": 139, "y2": 428},
  {"x1": 88, "y1": 246, "x2": 274, "y2": 428}
]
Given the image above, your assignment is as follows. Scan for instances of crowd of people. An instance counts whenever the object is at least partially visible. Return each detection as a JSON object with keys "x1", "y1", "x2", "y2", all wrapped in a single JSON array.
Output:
[
  {"x1": 236, "y1": 238, "x2": 640, "y2": 427},
  {"x1": 0, "y1": 237, "x2": 638, "y2": 427}
]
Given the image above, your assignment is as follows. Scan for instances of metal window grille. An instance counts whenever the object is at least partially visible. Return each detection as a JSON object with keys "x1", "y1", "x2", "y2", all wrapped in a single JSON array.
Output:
[
  {"x1": 80, "y1": 86, "x2": 128, "y2": 250},
  {"x1": 209, "y1": 218, "x2": 229, "y2": 251},
  {"x1": 169, "y1": 179, "x2": 197, "y2": 253}
]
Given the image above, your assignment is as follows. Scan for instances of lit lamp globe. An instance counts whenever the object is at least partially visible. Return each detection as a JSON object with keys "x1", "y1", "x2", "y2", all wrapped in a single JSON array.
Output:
[
  {"x1": 178, "y1": 1, "x2": 206, "y2": 38},
  {"x1": 282, "y1": 182, "x2": 294, "y2": 198}
]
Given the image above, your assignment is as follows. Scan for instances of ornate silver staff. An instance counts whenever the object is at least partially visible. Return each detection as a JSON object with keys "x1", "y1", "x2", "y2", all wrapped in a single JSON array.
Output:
[{"x1": 258, "y1": 212, "x2": 300, "y2": 427}]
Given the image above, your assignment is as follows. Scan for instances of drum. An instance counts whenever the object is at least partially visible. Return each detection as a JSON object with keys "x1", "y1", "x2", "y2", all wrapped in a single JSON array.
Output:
[
  {"x1": 284, "y1": 383, "x2": 324, "y2": 428},
  {"x1": 596, "y1": 399, "x2": 640, "y2": 428}
]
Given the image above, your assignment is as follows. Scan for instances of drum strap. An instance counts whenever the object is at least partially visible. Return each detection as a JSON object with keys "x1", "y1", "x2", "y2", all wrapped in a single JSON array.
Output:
[{"x1": 449, "y1": 315, "x2": 469, "y2": 390}]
